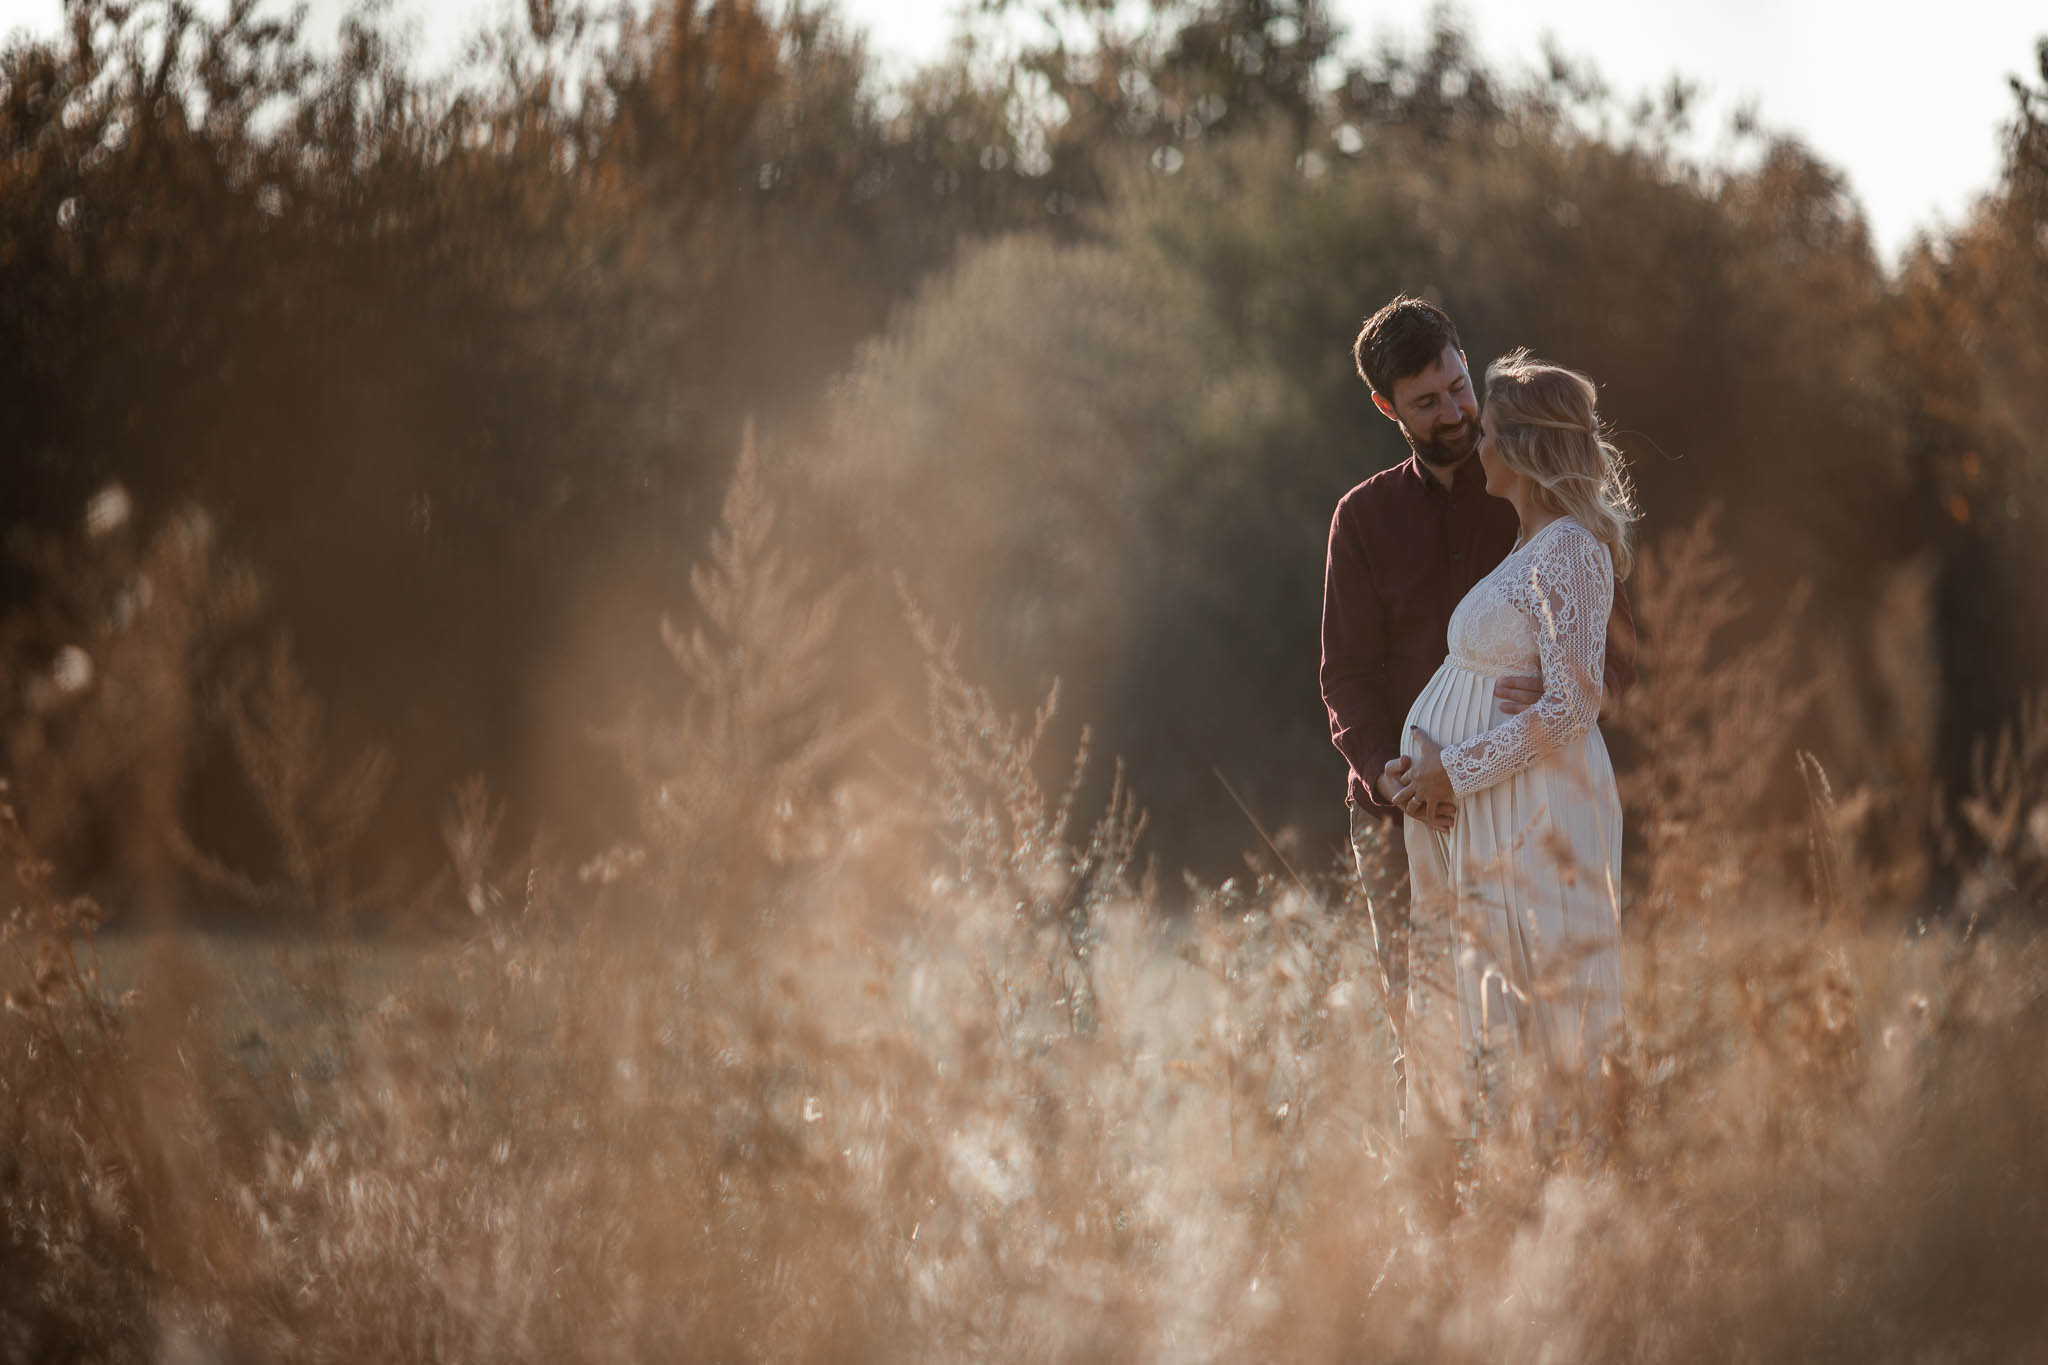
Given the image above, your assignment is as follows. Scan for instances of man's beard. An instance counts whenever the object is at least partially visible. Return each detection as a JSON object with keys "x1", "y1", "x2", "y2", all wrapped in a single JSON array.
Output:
[{"x1": 1407, "y1": 416, "x2": 1476, "y2": 468}]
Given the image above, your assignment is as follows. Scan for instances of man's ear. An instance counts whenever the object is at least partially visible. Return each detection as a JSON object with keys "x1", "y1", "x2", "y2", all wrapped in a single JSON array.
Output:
[{"x1": 1371, "y1": 392, "x2": 1399, "y2": 423}]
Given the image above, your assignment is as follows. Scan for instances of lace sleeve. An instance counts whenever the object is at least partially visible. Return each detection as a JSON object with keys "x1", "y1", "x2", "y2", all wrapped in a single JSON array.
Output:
[{"x1": 1442, "y1": 522, "x2": 1614, "y2": 797}]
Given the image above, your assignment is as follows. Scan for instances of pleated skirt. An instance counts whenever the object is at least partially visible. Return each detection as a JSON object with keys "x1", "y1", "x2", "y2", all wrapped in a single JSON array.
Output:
[{"x1": 1399, "y1": 658, "x2": 1624, "y2": 1134}]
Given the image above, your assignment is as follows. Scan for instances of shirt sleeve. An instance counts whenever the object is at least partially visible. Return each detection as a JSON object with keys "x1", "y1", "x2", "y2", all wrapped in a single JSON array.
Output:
[
  {"x1": 1442, "y1": 523, "x2": 1613, "y2": 797},
  {"x1": 1320, "y1": 498, "x2": 1400, "y2": 813}
]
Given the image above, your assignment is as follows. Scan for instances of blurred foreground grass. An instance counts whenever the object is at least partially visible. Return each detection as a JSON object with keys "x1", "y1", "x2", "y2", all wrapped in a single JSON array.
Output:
[
  {"x1": 3, "y1": 454, "x2": 2046, "y2": 1362},
  {"x1": 12, "y1": 865, "x2": 2047, "y2": 1362}
]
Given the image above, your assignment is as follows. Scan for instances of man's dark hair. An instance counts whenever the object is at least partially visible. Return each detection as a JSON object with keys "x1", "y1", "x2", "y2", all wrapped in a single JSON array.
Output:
[{"x1": 1352, "y1": 295, "x2": 1461, "y2": 398}]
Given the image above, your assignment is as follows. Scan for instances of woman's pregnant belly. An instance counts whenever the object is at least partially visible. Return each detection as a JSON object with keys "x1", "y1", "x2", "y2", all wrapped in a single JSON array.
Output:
[
  {"x1": 1400, "y1": 658, "x2": 1505, "y2": 760},
  {"x1": 1399, "y1": 656, "x2": 1620, "y2": 818}
]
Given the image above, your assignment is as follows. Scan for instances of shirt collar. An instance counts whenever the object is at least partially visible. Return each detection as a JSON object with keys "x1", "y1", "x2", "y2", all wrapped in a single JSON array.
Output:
[{"x1": 1405, "y1": 452, "x2": 1483, "y2": 498}]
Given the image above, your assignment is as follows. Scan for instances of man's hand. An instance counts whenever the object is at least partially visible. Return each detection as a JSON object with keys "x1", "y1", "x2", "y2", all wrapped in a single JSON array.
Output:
[
  {"x1": 1493, "y1": 673, "x2": 1542, "y2": 715},
  {"x1": 1495, "y1": 671, "x2": 1621, "y2": 721},
  {"x1": 1376, "y1": 755, "x2": 1412, "y2": 806},
  {"x1": 1416, "y1": 800, "x2": 1457, "y2": 832},
  {"x1": 1381, "y1": 755, "x2": 1456, "y2": 832}
]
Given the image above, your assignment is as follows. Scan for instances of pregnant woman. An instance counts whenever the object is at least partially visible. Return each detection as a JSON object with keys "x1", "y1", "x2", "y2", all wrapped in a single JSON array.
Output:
[{"x1": 1387, "y1": 348, "x2": 1639, "y2": 1138}]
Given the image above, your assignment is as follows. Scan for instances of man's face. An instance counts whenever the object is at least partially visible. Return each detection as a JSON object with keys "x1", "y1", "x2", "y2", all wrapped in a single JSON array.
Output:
[{"x1": 1382, "y1": 346, "x2": 1479, "y2": 468}]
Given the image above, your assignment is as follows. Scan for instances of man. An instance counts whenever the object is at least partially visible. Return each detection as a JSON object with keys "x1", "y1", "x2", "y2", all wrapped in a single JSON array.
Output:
[{"x1": 1319, "y1": 294, "x2": 1635, "y2": 1093}]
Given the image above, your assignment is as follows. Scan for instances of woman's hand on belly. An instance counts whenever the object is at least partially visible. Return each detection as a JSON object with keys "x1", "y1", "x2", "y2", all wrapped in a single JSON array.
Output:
[
  {"x1": 1391, "y1": 729, "x2": 1458, "y2": 831},
  {"x1": 1381, "y1": 757, "x2": 1455, "y2": 829}
]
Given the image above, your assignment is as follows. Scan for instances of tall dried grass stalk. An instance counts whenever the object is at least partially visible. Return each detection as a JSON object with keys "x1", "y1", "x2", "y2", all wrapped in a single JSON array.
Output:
[{"x1": 600, "y1": 420, "x2": 872, "y2": 935}]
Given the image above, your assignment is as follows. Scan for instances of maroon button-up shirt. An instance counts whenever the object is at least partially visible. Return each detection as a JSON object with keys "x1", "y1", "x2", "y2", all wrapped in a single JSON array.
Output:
[{"x1": 1319, "y1": 453, "x2": 1637, "y2": 818}]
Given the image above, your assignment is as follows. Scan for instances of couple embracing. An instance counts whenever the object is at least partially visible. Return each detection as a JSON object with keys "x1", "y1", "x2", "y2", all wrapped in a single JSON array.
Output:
[{"x1": 1320, "y1": 296, "x2": 1640, "y2": 1140}]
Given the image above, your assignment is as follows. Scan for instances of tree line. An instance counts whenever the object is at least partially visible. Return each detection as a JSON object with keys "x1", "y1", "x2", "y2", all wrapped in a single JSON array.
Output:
[{"x1": 1, "y1": 0, "x2": 2042, "y2": 909}]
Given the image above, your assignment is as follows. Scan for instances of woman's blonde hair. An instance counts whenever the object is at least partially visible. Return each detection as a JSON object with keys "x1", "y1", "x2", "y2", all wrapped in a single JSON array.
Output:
[{"x1": 1483, "y1": 348, "x2": 1640, "y2": 580}]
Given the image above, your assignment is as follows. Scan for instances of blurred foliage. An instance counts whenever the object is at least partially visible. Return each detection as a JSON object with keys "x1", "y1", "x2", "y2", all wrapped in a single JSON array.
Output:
[
  {"x1": 0, "y1": 0, "x2": 2042, "y2": 905},
  {"x1": 0, "y1": 0, "x2": 1051, "y2": 897},
  {"x1": 1891, "y1": 39, "x2": 2048, "y2": 793},
  {"x1": 826, "y1": 16, "x2": 1953, "y2": 873}
]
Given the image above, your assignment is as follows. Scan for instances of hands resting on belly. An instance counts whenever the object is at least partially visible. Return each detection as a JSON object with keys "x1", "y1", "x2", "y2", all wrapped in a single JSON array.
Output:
[{"x1": 1381, "y1": 672, "x2": 1541, "y2": 832}]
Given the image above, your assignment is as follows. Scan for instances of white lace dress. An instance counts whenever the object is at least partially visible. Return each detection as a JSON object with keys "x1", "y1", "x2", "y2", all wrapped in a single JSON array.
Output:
[{"x1": 1398, "y1": 515, "x2": 1622, "y2": 1133}]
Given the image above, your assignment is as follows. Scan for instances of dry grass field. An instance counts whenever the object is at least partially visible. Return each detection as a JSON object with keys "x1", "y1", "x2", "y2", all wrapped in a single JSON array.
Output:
[
  {"x1": 3, "y1": 462, "x2": 2046, "y2": 1362},
  {"x1": 12, "y1": 815, "x2": 2048, "y2": 1362}
]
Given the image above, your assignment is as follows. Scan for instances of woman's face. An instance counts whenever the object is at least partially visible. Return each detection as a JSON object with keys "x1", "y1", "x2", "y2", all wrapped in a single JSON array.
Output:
[{"x1": 1477, "y1": 401, "x2": 1515, "y2": 501}]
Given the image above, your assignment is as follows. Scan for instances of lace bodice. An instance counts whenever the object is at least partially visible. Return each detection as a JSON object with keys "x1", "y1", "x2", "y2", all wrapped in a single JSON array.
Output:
[{"x1": 1440, "y1": 517, "x2": 1614, "y2": 797}]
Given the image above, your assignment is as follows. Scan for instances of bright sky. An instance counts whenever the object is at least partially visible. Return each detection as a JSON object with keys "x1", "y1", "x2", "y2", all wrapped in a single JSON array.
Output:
[
  {"x1": 1, "y1": 0, "x2": 2038, "y2": 264},
  {"x1": 853, "y1": 0, "x2": 2046, "y2": 266}
]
